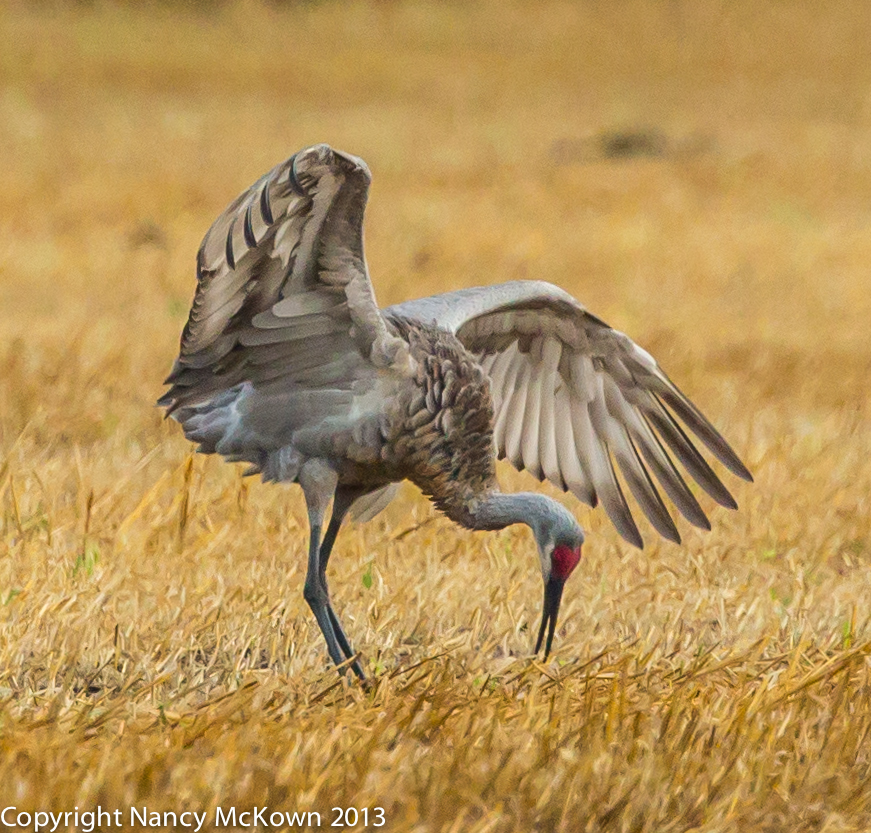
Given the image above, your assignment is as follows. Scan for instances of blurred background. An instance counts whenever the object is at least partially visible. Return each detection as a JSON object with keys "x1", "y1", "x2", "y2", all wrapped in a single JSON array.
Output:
[{"x1": 1, "y1": 2, "x2": 870, "y2": 825}]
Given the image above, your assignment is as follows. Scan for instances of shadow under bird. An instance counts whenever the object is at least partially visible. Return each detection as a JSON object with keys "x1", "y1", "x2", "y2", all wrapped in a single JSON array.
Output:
[{"x1": 159, "y1": 144, "x2": 752, "y2": 679}]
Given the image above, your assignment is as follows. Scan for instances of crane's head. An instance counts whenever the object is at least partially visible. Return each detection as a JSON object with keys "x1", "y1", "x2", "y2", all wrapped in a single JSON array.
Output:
[{"x1": 531, "y1": 504, "x2": 584, "y2": 659}]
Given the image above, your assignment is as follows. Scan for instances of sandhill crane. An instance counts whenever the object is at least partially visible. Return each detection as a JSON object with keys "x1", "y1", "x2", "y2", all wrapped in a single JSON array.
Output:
[{"x1": 159, "y1": 144, "x2": 752, "y2": 679}]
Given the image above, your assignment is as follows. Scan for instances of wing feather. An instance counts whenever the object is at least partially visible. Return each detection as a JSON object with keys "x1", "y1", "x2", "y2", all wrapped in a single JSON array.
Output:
[
  {"x1": 520, "y1": 340, "x2": 545, "y2": 480},
  {"x1": 537, "y1": 338, "x2": 565, "y2": 490},
  {"x1": 492, "y1": 345, "x2": 524, "y2": 453},
  {"x1": 492, "y1": 342, "x2": 521, "y2": 406},
  {"x1": 554, "y1": 387, "x2": 593, "y2": 505},
  {"x1": 568, "y1": 396, "x2": 622, "y2": 519},
  {"x1": 565, "y1": 407, "x2": 599, "y2": 507},
  {"x1": 504, "y1": 358, "x2": 531, "y2": 470}
]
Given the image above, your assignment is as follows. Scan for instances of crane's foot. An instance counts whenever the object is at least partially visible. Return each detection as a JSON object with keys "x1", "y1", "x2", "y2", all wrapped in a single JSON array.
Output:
[
  {"x1": 326, "y1": 603, "x2": 367, "y2": 681},
  {"x1": 305, "y1": 593, "x2": 367, "y2": 681}
]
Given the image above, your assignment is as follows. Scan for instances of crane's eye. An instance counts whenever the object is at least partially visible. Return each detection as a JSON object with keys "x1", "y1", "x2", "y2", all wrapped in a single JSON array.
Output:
[{"x1": 551, "y1": 545, "x2": 582, "y2": 581}]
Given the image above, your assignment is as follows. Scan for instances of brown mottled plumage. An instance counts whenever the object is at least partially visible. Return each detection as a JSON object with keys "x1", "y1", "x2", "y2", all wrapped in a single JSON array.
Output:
[
  {"x1": 160, "y1": 144, "x2": 751, "y2": 678},
  {"x1": 382, "y1": 316, "x2": 496, "y2": 526}
]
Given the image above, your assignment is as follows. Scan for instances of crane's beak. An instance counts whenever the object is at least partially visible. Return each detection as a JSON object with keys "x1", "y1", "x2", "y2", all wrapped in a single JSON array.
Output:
[{"x1": 534, "y1": 575, "x2": 565, "y2": 659}]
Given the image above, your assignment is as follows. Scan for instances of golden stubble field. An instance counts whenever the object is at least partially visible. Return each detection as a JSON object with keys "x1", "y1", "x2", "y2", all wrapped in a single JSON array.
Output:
[{"x1": 1, "y1": 2, "x2": 870, "y2": 830}]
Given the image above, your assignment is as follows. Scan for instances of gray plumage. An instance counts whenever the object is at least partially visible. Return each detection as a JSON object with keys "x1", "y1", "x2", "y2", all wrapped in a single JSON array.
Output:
[{"x1": 160, "y1": 144, "x2": 752, "y2": 676}]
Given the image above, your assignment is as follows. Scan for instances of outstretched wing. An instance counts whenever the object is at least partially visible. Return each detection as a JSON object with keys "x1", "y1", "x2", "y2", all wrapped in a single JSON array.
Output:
[
  {"x1": 388, "y1": 280, "x2": 752, "y2": 548},
  {"x1": 160, "y1": 144, "x2": 406, "y2": 428}
]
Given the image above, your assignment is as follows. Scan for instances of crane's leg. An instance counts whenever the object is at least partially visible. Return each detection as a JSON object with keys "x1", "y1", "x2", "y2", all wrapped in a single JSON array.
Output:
[
  {"x1": 300, "y1": 463, "x2": 366, "y2": 680},
  {"x1": 315, "y1": 486, "x2": 368, "y2": 679},
  {"x1": 303, "y1": 521, "x2": 352, "y2": 673}
]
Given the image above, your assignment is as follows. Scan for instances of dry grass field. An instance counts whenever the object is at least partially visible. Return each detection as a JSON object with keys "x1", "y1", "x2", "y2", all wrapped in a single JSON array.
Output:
[{"x1": 1, "y1": 1, "x2": 871, "y2": 830}]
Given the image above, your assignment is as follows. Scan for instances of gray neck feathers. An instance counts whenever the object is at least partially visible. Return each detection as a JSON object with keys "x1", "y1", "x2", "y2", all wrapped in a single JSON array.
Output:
[{"x1": 468, "y1": 491, "x2": 577, "y2": 545}]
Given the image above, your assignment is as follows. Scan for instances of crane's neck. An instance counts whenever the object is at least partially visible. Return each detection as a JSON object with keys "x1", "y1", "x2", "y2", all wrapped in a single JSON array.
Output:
[{"x1": 462, "y1": 490, "x2": 568, "y2": 543}]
